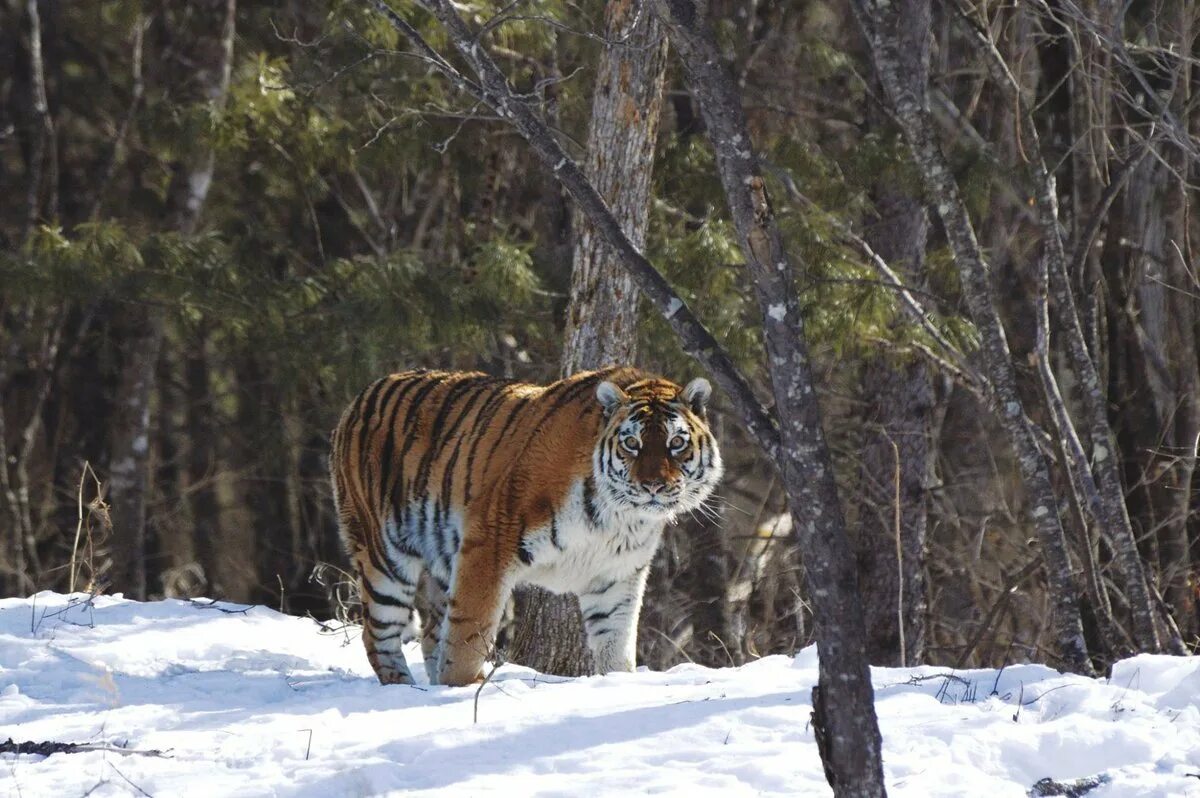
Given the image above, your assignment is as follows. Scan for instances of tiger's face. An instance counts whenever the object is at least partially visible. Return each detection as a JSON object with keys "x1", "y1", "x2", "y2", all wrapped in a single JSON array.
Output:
[{"x1": 593, "y1": 377, "x2": 723, "y2": 520}]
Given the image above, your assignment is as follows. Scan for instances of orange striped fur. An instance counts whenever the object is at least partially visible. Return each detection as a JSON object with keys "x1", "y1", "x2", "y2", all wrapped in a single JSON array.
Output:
[{"x1": 330, "y1": 367, "x2": 722, "y2": 686}]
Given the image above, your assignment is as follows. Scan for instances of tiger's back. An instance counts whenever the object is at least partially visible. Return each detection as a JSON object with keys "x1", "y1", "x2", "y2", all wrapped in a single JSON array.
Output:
[{"x1": 330, "y1": 366, "x2": 721, "y2": 686}]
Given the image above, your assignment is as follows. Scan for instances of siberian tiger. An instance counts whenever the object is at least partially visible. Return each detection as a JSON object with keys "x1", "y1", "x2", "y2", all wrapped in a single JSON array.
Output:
[{"x1": 329, "y1": 366, "x2": 723, "y2": 686}]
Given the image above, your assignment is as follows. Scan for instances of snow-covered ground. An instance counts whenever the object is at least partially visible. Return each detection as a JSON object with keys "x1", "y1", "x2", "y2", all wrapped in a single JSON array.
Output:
[{"x1": 1, "y1": 593, "x2": 1198, "y2": 797}]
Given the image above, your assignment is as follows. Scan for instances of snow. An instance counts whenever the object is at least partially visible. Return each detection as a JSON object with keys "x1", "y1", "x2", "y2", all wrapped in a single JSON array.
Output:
[{"x1": 2, "y1": 593, "x2": 1199, "y2": 797}]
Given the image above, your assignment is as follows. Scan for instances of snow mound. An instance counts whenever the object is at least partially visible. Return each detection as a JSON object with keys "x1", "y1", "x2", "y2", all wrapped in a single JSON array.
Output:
[{"x1": 1, "y1": 592, "x2": 1197, "y2": 796}]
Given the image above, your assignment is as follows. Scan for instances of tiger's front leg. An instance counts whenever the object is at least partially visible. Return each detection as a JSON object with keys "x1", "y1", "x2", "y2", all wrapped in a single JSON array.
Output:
[
  {"x1": 436, "y1": 537, "x2": 513, "y2": 687},
  {"x1": 579, "y1": 566, "x2": 650, "y2": 674}
]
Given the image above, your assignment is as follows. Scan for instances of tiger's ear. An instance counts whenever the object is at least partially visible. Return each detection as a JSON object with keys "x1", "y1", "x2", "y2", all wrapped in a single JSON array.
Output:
[
  {"x1": 682, "y1": 378, "x2": 712, "y2": 416},
  {"x1": 596, "y1": 381, "x2": 629, "y2": 415}
]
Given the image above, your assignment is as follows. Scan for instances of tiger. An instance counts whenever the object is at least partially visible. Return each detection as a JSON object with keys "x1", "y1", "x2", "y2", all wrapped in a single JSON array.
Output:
[{"x1": 329, "y1": 366, "x2": 723, "y2": 687}]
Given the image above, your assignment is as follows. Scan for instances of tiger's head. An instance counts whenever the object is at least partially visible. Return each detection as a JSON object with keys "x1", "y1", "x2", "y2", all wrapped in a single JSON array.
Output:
[{"x1": 593, "y1": 376, "x2": 723, "y2": 521}]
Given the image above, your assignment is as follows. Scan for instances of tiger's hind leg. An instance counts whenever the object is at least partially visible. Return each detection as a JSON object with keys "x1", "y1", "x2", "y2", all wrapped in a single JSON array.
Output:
[
  {"x1": 355, "y1": 547, "x2": 422, "y2": 685},
  {"x1": 418, "y1": 571, "x2": 449, "y2": 683}
]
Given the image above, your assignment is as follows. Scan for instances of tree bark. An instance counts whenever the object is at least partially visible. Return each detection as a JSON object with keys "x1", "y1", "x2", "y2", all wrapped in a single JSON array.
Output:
[
  {"x1": 686, "y1": 509, "x2": 740, "y2": 666},
  {"x1": 107, "y1": 310, "x2": 165, "y2": 600},
  {"x1": 560, "y1": 1, "x2": 667, "y2": 376},
  {"x1": 106, "y1": 0, "x2": 236, "y2": 600},
  {"x1": 851, "y1": 0, "x2": 1094, "y2": 674},
  {"x1": 855, "y1": 0, "x2": 933, "y2": 667},
  {"x1": 657, "y1": 3, "x2": 886, "y2": 792},
  {"x1": 186, "y1": 333, "x2": 223, "y2": 597},
  {"x1": 237, "y1": 354, "x2": 296, "y2": 610},
  {"x1": 509, "y1": 0, "x2": 669, "y2": 677}
]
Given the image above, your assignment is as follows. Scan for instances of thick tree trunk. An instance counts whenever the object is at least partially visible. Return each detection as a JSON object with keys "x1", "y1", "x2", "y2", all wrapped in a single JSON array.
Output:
[
  {"x1": 657, "y1": 3, "x2": 887, "y2": 793},
  {"x1": 237, "y1": 355, "x2": 296, "y2": 610},
  {"x1": 509, "y1": 0, "x2": 669, "y2": 677},
  {"x1": 107, "y1": 310, "x2": 164, "y2": 599},
  {"x1": 1150, "y1": 0, "x2": 1197, "y2": 647},
  {"x1": 149, "y1": 343, "x2": 183, "y2": 593},
  {"x1": 852, "y1": 0, "x2": 1093, "y2": 674},
  {"x1": 186, "y1": 334, "x2": 223, "y2": 597},
  {"x1": 106, "y1": 0, "x2": 235, "y2": 600},
  {"x1": 560, "y1": 0, "x2": 666, "y2": 376},
  {"x1": 855, "y1": 0, "x2": 932, "y2": 667}
]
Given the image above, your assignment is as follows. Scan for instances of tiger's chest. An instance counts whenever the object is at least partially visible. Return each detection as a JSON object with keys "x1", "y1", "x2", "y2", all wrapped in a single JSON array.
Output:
[{"x1": 516, "y1": 478, "x2": 664, "y2": 595}]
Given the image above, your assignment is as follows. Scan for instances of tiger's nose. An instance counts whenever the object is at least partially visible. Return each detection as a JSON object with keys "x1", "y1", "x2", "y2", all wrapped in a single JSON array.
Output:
[{"x1": 644, "y1": 480, "x2": 667, "y2": 495}]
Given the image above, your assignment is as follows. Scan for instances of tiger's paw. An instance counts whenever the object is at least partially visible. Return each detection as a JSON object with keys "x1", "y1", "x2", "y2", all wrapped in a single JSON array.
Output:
[
  {"x1": 370, "y1": 656, "x2": 417, "y2": 686},
  {"x1": 375, "y1": 667, "x2": 416, "y2": 686},
  {"x1": 436, "y1": 658, "x2": 490, "y2": 687}
]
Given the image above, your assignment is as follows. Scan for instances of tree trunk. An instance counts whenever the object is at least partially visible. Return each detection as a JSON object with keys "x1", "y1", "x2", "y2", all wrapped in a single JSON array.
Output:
[
  {"x1": 105, "y1": 0, "x2": 235, "y2": 600},
  {"x1": 686, "y1": 509, "x2": 740, "y2": 666},
  {"x1": 237, "y1": 354, "x2": 296, "y2": 610},
  {"x1": 186, "y1": 332, "x2": 223, "y2": 597},
  {"x1": 509, "y1": 0, "x2": 669, "y2": 677},
  {"x1": 559, "y1": 0, "x2": 666, "y2": 376},
  {"x1": 852, "y1": 0, "x2": 1094, "y2": 675},
  {"x1": 107, "y1": 310, "x2": 164, "y2": 599},
  {"x1": 657, "y1": 3, "x2": 887, "y2": 792},
  {"x1": 291, "y1": 426, "x2": 341, "y2": 618},
  {"x1": 855, "y1": 0, "x2": 933, "y2": 667}
]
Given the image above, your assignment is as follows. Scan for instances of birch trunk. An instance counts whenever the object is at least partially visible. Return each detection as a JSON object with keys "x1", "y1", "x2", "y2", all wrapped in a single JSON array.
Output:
[{"x1": 107, "y1": 0, "x2": 235, "y2": 599}]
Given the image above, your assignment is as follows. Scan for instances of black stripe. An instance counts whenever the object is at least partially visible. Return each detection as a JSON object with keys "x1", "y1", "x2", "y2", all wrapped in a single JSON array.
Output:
[
  {"x1": 372, "y1": 629, "x2": 408, "y2": 644},
  {"x1": 587, "y1": 578, "x2": 617, "y2": 596},
  {"x1": 526, "y1": 374, "x2": 606, "y2": 441},
  {"x1": 342, "y1": 378, "x2": 384, "y2": 445},
  {"x1": 390, "y1": 376, "x2": 448, "y2": 530},
  {"x1": 383, "y1": 519, "x2": 422, "y2": 559},
  {"x1": 517, "y1": 541, "x2": 534, "y2": 565},
  {"x1": 438, "y1": 380, "x2": 507, "y2": 515},
  {"x1": 412, "y1": 377, "x2": 485, "y2": 545},
  {"x1": 366, "y1": 542, "x2": 409, "y2": 584},
  {"x1": 439, "y1": 517, "x2": 456, "y2": 563},
  {"x1": 550, "y1": 514, "x2": 562, "y2": 550},
  {"x1": 355, "y1": 377, "x2": 393, "y2": 473},
  {"x1": 457, "y1": 382, "x2": 517, "y2": 506},
  {"x1": 376, "y1": 375, "x2": 434, "y2": 511},
  {"x1": 471, "y1": 395, "x2": 531, "y2": 502},
  {"x1": 361, "y1": 577, "x2": 413, "y2": 608},
  {"x1": 583, "y1": 476, "x2": 600, "y2": 527},
  {"x1": 583, "y1": 608, "x2": 612, "y2": 623}
]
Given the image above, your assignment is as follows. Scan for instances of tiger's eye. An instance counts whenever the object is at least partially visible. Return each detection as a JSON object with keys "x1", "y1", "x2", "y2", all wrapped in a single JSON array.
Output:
[
  {"x1": 669, "y1": 434, "x2": 687, "y2": 450},
  {"x1": 622, "y1": 435, "x2": 640, "y2": 453}
]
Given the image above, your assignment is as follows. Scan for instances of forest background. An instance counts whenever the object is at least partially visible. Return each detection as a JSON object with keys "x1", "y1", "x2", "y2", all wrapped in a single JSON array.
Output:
[{"x1": 2, "y1": 0, "x2": 1198, "y2": 685}]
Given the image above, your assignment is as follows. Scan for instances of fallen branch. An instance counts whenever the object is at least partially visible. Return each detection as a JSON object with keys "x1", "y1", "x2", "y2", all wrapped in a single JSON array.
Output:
[{"x1": 0, "y1": 738, "x2": 170, "y2": 759}]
